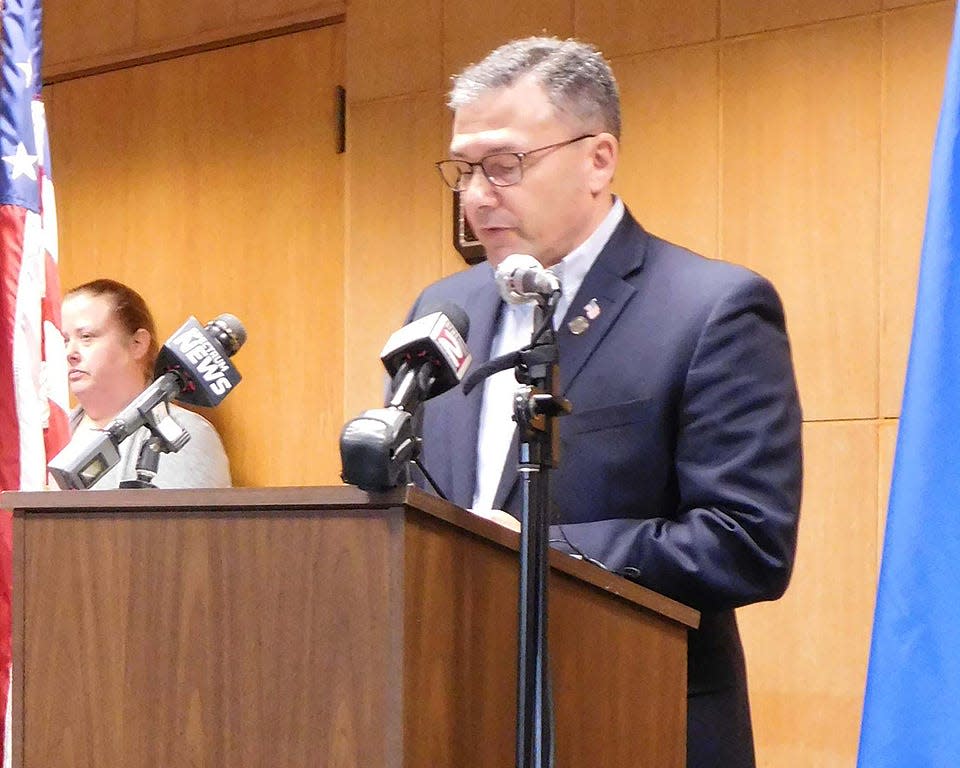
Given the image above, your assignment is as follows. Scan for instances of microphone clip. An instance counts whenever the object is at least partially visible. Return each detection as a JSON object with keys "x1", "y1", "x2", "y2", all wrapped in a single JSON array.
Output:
[
  {"x1": 139, "y1": 400, "x2": 191, "y2": 454},
  {"x1": 462, "y1": 286, "x2": 563, "y2": 396},
  {"x1": 463, "y1": 314, "x2": 563, "y2": 395},
  {"x1": 514, "y1": 342, "x2": 559, "y2": 386}
]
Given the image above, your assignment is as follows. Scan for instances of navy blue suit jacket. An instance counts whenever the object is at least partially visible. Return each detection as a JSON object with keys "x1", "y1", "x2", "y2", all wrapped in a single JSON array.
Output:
[{"x1": 409, "y1": 210, "x2": 802, "y2": 768}]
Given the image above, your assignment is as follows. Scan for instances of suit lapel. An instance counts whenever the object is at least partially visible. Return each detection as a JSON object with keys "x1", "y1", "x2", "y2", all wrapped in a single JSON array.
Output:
[
  {"x1": 450, "y1": 212, "x2": 649, "y2": 512},
  {"x1": 489, "y1": 212, "x2": 650, "y2": 513},
  {"x1": 557, "y1": 213, "x2": 648, "y2": 393}
]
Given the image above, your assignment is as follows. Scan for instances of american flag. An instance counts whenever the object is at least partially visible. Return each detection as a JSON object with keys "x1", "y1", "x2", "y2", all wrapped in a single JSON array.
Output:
[{"x1": 0, "y1": 0, "x2": 68, "y2": 763}]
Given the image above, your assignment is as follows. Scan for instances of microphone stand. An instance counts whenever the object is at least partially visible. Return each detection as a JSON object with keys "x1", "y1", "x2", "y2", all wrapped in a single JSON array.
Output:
[
  {"x1": 119, "y1": 435, "x2": 162, "y2": 489},
  {"x1": 118, "y1": 405, "x2": 191, "y2": 490},
  {"x1": 513, "y1": 294, "x2": 570, "y2": 768}
]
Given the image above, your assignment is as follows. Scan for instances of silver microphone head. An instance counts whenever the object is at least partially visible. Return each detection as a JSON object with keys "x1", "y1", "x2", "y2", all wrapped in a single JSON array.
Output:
[{"x1": 495, "y1": 253, "x2": 561, "y2": 304}]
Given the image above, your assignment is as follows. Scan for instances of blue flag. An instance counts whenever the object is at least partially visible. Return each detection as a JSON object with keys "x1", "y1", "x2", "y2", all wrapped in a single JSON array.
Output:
[{"x1": 858, "y1": 7, "x2": 960, "y2": 766}]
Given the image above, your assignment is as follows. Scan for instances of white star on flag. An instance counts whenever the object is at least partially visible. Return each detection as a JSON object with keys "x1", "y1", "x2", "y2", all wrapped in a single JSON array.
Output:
[{"x1": 2, "y1": 142, "x2": 38, "y2": 180}]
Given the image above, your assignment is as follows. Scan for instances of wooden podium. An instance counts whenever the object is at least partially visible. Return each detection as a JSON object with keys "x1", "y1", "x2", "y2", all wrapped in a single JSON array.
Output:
[{"x1": 2, "y1": 486, "x2": 698, "y2": 767}]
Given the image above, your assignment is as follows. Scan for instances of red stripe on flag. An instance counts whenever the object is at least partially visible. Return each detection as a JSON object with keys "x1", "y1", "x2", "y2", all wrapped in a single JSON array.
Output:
[
  {"x1": 0, "y1": 203, "x2": 30, "y2": 767},
  {"x1": 0, "y1": 205, "x2": 28, "y2": 492}
]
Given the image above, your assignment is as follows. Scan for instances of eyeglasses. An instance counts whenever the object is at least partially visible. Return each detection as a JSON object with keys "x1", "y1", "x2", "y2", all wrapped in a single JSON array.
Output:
[{"x1": 435, "y1": 133, "x2": 597, "y2": 192}]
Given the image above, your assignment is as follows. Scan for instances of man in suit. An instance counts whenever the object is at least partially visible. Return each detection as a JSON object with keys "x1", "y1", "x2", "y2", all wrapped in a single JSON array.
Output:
[{"x1": 414, "y1": 37, "x2": 802, "y2": 768}]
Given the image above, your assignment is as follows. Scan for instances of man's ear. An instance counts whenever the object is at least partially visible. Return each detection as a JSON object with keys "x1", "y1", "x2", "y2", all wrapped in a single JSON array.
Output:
[{"x1": 588, "y1": 133, "x2": 619, "y2": 193}]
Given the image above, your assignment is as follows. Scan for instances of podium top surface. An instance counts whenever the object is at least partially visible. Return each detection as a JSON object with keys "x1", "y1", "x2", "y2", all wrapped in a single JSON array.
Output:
[
  {"x1": 3, "y1": 484, "x2": 387, "y2": 511},
  {"x1": 2, "y1": 484, "x2": 699, "y2": 629}
]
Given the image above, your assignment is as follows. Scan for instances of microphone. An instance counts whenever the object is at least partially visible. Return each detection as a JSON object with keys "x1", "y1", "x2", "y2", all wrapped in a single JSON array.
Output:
[
  {"x1": 48, "y1": 314, "x2": 246, "y2": 490},
  {"x1": 381, "y1": 302, "x2": 471, "y2": 412},
  {"x1": 340, "y1": 302, "x2": 471, "y2": 492},
  {"x1": 495, "y1": 253, "x2": 561, "y2": 304},
  {"x1": 153, "y1": 314, "x2": 246, "y2": 407}
]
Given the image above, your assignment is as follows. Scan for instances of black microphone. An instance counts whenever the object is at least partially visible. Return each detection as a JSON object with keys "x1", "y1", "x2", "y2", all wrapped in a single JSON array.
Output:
[
  {"x1": 495, "y1": 253, "x2": 561, "y2": 304},
  {"x1": 48, "y1": 314, "x2": 247, "y2": 490},
  {"x1": 154, "y1": 314, "x2": 245, "y2": 407},
  {"x1": 340, "y1": 302, "x2": 471, "y2": 492}
]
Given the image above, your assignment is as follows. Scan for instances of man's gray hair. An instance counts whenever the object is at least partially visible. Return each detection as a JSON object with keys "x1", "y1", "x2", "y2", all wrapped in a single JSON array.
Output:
[{"x1": 448, "y1": 37, "x2": 621, "y2": 139}]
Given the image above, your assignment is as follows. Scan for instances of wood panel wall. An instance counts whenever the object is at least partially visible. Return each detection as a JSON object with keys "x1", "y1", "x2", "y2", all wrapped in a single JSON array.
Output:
[
  {"x1": 48, "y1": 23, "x2": 346, "y2": 488},
  {"x1": 43, "y1": 0, "x2": 345, "y2": 81},
  {"x1": 344, "y1": 1, "x2": 955, "y2": 766},
  {"x1": 40, "y1": 0, "x2": 956, "y2": 765}
]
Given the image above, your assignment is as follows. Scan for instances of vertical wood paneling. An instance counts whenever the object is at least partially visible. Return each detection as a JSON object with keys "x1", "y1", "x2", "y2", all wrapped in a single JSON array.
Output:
[
  {"x1": 442, "y1": 0, "x2": 574, "y2": 80},
  {"x1": 721, "y1": 0, "x2": 881, "y2": 37},
  {"x1": 49, "y1": 26, "x2": 345, "y2": 487},
  {"x1": 883, "y1": 0, "x2": 944, "y2": 7},
  {"x1": 739, "y1": 421, "x2": 878, "y2": 767},
  {"x1": 612, "y1": 44, "x2": 720, "y2": 259},
  {"x1": 43, "y1": 0, "x2": 138, "y2": 65},
  {"x1": 879, "y1": 1, "x2": 954, "y2": 416},
  {"x1": 345, "y1": 0, "x2": 444, "y2": 102},
  {"x1": 43, "y1": 0, "x2": 344, "y2": 78},
  {"x1": 722, "y1": 18, "x2": 881, "y2": 421},
  {"x1": 238, "y1": 0, "x2": 339, "y2": 18},
  {"x1": 575, "y1": 0, "x2": 717, "y2": 58},
  {"x1": 345, "y1": 94, "x2": 449, "y2": 421},
  {"x1": 135, "y1": 0, "x2": 236, "y2": 45}
]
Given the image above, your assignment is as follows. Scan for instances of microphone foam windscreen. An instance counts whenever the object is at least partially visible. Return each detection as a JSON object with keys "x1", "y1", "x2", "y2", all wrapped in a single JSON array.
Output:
[{"x1": 206, "y1": 313, "x2": 247, "y2": 356}]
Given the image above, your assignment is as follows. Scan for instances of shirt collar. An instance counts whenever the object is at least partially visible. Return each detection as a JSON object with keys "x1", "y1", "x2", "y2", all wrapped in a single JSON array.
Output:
[{"x1": 550, "y1": 195, "x2": 624, "y2": 323}]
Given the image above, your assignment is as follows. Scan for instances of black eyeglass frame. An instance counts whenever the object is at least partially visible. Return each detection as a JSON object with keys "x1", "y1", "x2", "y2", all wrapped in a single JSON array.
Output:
[{"x1": 435, "y1": 133, "x2": 598, "y2": 192}]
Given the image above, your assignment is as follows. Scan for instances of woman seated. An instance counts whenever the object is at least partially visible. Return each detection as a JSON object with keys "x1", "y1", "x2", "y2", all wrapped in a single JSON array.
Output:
[{"x1": 60, "y1": 278, "x2": 231, "y2": 489}]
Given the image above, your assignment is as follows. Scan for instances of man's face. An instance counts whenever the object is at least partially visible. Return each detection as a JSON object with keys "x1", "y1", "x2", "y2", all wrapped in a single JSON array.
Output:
[{"x1": 449, "y1": 77, "x2": 612, "y2": 268}]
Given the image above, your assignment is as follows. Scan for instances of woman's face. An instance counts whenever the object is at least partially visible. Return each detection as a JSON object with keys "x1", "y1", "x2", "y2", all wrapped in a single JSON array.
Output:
[{"x1": 61, "y1": 291, "x2": 149, "y2": 421}]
